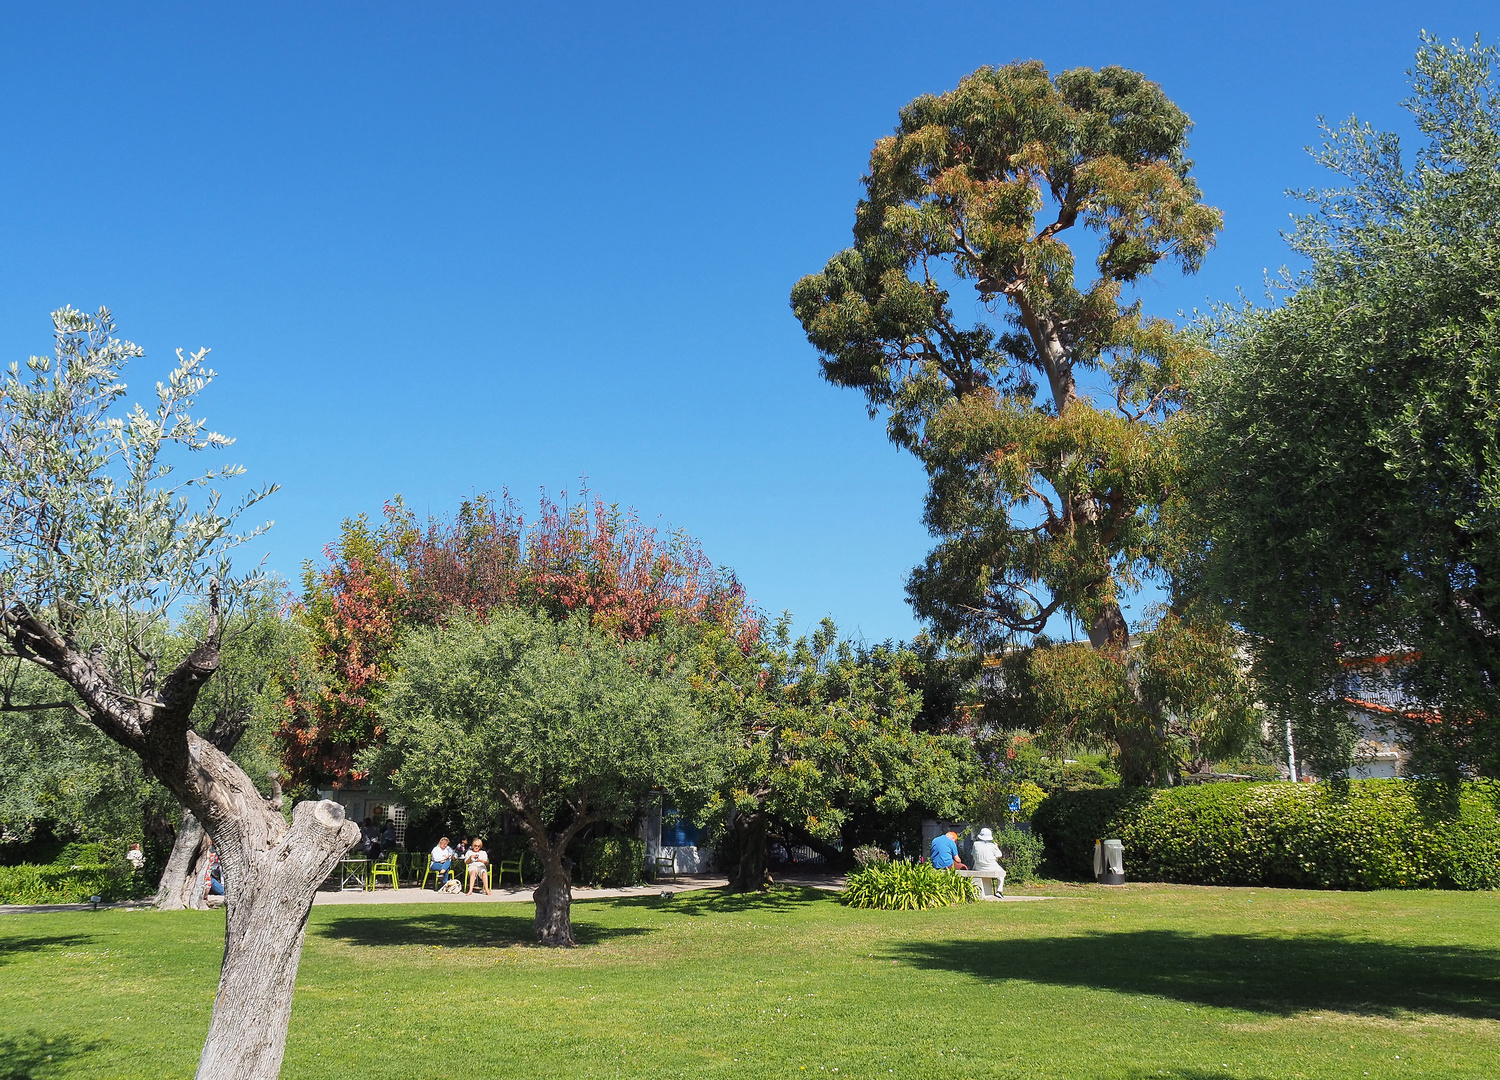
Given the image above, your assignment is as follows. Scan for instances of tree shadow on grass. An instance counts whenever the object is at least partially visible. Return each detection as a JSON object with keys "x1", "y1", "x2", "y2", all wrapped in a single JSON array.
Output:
[
  {"x1": 599, "y1": 885, "x2": 833, "y2": 919},
  {"x1": 0, "y1": 1032, "x2": 102, "y2": 1080},
  {"x1": 0, "y1": 933, "x2": 96, "y2": 967},
  {"x1": 892, "y1": 930, "x2": 1500, "y2": 1020},
  {"x1": 312, "y1": 910, "x2": 653, "y2": 949}
]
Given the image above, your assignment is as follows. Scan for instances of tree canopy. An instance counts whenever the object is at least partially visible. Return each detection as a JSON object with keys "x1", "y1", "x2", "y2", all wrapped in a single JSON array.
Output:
[
  {"x1": 791, "y1": 60, "x2": 1234, "y2": 781},
  {"x1": 1179, "y1": 35, "x2": 1500, "y2": 778},
  {"x1": 278, "y1": 491, "x2": 753, "y2": 788},
  {"x1": 696, "y1": 616, "x2": 975, "y2": 889},
  {"x1": 369, "y1": 608, "x2": 718, "y2": 944}
]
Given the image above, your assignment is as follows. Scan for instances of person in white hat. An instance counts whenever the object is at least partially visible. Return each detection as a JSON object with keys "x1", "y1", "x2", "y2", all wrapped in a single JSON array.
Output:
[{"x1": 970, "y1": 827, "x2": 1005, "y2": 899}]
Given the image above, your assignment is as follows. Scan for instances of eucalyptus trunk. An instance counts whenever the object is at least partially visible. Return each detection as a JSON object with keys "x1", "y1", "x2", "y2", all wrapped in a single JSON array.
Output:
[{"x1": 728, "y1": 810, "x2": 771, "y2": 892}]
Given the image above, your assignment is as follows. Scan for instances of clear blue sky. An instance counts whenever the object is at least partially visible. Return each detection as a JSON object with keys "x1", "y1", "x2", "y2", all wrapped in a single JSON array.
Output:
[{"x1": 0, "y1": 2, "x2": 1488, "y2": 641}]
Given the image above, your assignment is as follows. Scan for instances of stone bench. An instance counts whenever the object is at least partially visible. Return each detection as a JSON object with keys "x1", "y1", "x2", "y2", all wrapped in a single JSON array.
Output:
[{"x1": 957, "y1": 868, "x2": 1006, "y2": 899}]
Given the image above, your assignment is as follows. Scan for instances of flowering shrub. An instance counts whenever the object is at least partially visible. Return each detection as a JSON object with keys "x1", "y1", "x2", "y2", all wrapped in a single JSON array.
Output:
[
  {"x1": 840, "y1": 860, "x2": 978, "y2": 910},
  {"x1": 1033, "y1": 780, "x2": 1500, "y2": 889},
  {"x1": 852, "y1": 845, "x2": 890, "y2": 868}
]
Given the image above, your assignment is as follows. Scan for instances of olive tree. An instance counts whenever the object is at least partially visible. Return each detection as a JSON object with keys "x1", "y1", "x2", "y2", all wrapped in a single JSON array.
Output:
[
  {"x1": 370, "y1": 607, "x2": 718, "y2": 946},
  {"x1": 0, "y1": 307, "x2": 358, "y2": 1080},
  {"x1": 1180, "y1": 36, "x2": 1500, "y2": 778}
]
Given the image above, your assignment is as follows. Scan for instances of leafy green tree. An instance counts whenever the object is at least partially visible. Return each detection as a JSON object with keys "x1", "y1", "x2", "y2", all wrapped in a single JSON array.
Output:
[
  {"x1": 369, "y1": 608, "x2": 717, "y2": 945},
  {"x1": 0, "y1": 307, "x2": 358, "y2": 1080},
  {"x1": 1180, "y1": 35, "x2": 1500, "y2": 779},
  {"x1": 791, "y1": 61, "x2": 1222, "y2": 780},
  {"x1": 697, "y1": 617, "x2": 975, "y2": 890}
]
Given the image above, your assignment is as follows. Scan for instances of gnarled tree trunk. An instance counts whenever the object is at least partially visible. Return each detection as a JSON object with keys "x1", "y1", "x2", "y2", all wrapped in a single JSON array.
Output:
[
  {"x1": 195, "y1": 796, "x2": 356, "y2": 1080},
  {"x1": 3, "y1": 599, "x2": 359, "y2": 1080},
  {"x1": 509, "y1": 794, "x2": 596, "y2": 948},
  {"x1": 532, "y1": 852, "x2": 575, "y2": 947},
  {"x1": 155, "y1": 809, "x2": 209, "y2": 910}
]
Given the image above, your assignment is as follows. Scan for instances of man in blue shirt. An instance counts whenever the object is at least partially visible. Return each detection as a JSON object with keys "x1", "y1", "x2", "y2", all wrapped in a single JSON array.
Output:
[{"x1": 930, "y1": 829, "x2": 967, "y2": 870}]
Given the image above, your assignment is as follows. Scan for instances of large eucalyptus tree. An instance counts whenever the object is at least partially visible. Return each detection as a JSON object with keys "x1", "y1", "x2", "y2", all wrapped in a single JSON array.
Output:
[
  {"x1": 0, "y1": 307, "x2": 358, "y2": 1080},
  {"x1": 792, "y1": 62, "x2": 1224, "y2": 780}
]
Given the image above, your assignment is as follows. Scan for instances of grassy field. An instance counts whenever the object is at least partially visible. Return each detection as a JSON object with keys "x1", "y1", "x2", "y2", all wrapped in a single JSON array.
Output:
[{"x1": 1, "y1": 882, "x2": 1498, "y2": 1080}]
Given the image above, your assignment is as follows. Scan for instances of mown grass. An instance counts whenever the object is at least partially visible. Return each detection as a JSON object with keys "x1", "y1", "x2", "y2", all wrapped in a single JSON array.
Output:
[{"x1": 1, "y1": 882, "x2": 1498, "y2": 1079}]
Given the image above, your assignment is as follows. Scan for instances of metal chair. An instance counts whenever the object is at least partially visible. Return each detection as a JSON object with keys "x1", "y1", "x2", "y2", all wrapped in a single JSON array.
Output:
[
  {"x1": 369, "y1": 851, "x2": 400, "y2": 890},
  {"x1": 494, "y1": 852, "x2": 525, "y2": 885},
  {"x1": 420, "y1": 853, "x2": 455, "y2": 890}
]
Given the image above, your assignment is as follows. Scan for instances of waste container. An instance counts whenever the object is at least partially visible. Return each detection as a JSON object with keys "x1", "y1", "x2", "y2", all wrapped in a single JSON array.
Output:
[{"x1": 1093, "y1": 838, "x2": 1125, "y2": 885}]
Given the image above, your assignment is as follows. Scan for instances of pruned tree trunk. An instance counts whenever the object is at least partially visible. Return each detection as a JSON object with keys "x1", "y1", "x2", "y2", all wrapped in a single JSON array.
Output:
[
  {"x1": 195, "y1": 799, "x2": 356, "y2": 1080},
  {"x1": 155, "y1": 809, "x2": 208, "y2": 910},
  {"x1": 533, "y1": 853, "x2": 575, "y2": 947},
  {"x1": 2, "y1": 598, "x2": 360, "y2": 1080},
  {"x1": 729, "y1": 810, "x2": 772, "y2": 892}
]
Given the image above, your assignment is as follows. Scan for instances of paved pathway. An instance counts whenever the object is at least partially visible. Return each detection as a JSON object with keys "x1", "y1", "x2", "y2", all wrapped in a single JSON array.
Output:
[{"x1": 1, "y1": 873, "x2": 1071, "y2": 914}]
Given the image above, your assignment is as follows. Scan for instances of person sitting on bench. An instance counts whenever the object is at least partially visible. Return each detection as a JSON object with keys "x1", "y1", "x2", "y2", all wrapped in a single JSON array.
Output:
[{"x1": 969, "y1": 827, "x2": 1005, "y2": 899}]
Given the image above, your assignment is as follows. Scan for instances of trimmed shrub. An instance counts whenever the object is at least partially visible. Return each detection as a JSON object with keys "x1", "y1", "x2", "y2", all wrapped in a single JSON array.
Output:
[
  {"x1": 577, "y1": 837, "x2": 645, "y2": 888},
  {"x1": 0, "y1": 863, "x2": 142, "y2": 905},
  {"x1": 840, "y1": 860, "x2": 978, "y2": 910},
  {"x1": 1033, "y1": 780, "x2": 1500, "y2": 890}
]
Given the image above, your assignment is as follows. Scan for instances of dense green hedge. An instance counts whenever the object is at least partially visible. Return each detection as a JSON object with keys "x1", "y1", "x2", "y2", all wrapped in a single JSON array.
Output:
[
  {"x1": 577, "y1": 837, "x2": 645, "y2": 888},
  {"x1": 1032, "y1": 780, "x2": 1500, "y2": 890},
  {"x1": 0, "y1": 863, "x2": 144, "y2": 905}
]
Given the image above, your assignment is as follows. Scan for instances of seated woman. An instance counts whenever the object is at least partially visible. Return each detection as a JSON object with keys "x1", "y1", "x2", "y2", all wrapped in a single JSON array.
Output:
[
  {"x1": 969, "y1": 827, "x2": 1006, "y2": 899},
  {"x1": 464, "y1": 838, "x2": 491, "y2": 895},
  {"x1": 429, "y1": 836, "x2": 455, "y2": 887}
]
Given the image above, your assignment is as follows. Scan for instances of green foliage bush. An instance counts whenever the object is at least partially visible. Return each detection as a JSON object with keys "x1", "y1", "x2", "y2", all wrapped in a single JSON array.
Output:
[
  {"x1": 839, "y1": 860, "x2": 978, "y2": 910},
  {"x1": 53, "y1": 841, "x2": 106, "y2": 866},
  {"x1": 1033, "y1": 780, "x2": 1500, "y2": 890},
  {"x1": 991, "y1": 826, "x2": 1045, "y2": 884},
  {"x1": 0, "y1": 862, "x2": 143, "y2": 905},
  {"x1": 968, "y1": 780, "x2": 1049, "y2": 827},
  {"x1": 577, "y1": 836, "x2": 645, "y2": 888}
]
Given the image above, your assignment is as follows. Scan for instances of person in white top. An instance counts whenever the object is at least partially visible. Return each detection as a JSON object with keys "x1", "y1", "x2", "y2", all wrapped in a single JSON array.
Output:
[
  {"x1": 125, "y1": 842, "x2": 145, "y2": 872},
  {"x1": 430, "y1": 837, "x2": 455, "y2": 888},
  {"x1": 464, "y1": 838, "x2": 491, "y2": 895},
  {"x1": 969, "y1": 827, "x2": 1005, "y2": 899}
]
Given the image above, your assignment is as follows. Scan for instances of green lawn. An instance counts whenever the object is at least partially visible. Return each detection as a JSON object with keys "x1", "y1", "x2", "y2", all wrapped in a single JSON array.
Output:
[{"x1": 2, "y1": 883, "x2": 1498, "y2": 1079}]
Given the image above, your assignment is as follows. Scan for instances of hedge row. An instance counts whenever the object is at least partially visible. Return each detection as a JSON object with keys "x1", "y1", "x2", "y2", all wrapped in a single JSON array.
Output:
[
  {"x1": 0, "y1": 863, "x2": 144, "y2": 905},
  {"x1": 1032, "y1": 779, "x2": 1500, "y2": 890}
]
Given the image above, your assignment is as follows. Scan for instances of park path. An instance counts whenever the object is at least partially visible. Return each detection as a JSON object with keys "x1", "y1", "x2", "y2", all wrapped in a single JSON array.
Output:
[{"x1": 1, "y1": 871, "x2": 1070, "y2": 914}]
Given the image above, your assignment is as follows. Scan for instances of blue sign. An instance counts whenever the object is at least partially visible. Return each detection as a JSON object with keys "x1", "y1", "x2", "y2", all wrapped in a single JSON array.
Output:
[{"x1": 1008, "y1": 795, "x2": 1022, "y2": 813}]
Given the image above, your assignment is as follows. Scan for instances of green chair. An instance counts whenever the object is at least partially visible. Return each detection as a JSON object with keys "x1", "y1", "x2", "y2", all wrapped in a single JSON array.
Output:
[
  {"x1": 495, "y1": 852, "x2": 525, "y2": 886},
  {"x1": 421, "y1": 853, "x2": 457, "y2": 890},
  {"x1": 369, "y1": 851, "x2": 400, "y2": 890}
]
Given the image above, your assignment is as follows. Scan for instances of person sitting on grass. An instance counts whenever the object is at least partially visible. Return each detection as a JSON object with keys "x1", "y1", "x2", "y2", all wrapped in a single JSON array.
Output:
[
  {"x1": 929, "y1": 829, "x2": 966, "y2": 871},
  {"x1": 465, "y1": 838, "x2": 491, "y2": 895},
  {"x1": 430, "y1": 836, "x2": 455, "y2": 887}
]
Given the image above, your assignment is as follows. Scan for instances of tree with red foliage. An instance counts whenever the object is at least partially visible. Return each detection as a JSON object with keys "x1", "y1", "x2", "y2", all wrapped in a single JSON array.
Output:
[{"x1": 276, "y1": 489, "x2": 754, "y2": 790}]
